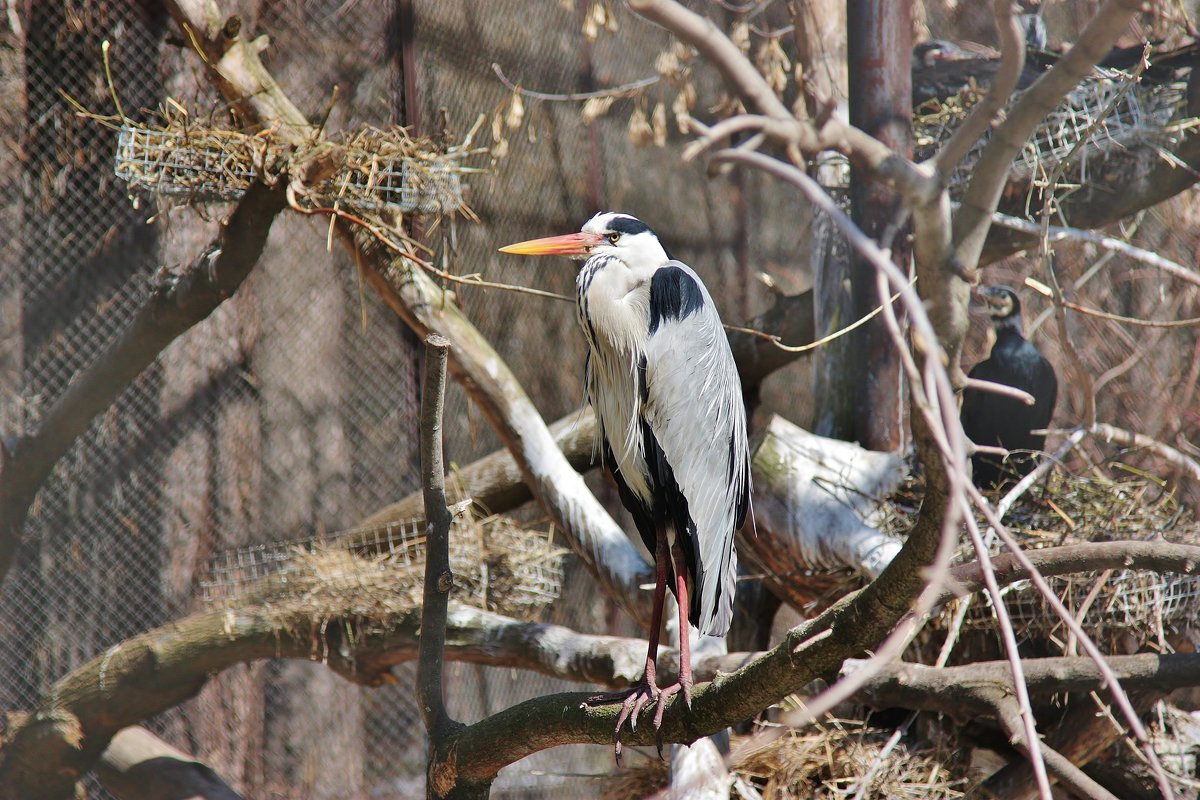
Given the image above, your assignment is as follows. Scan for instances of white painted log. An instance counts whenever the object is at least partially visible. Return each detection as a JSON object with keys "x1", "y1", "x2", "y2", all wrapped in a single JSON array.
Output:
[{"x1": 747, "y1": 415, "x2": 905, "y2": 590}]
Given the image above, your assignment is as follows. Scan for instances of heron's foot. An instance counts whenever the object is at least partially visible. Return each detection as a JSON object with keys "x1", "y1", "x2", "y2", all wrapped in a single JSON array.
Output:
[
  {"x1": 581, "y1": 675, "x2": 694, "y2": 762},
  {"x1": 581, "y1": 680, "x2": 665, "y2": 763}
]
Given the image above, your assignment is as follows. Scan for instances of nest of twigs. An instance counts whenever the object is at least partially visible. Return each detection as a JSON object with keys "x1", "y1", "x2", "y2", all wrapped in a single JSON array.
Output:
[
  {"x1": 913, "y1": 66, "x2": 1193, "y2": 197},
  {"x1": 893, "y1": 468, "x2": 1200, "y2": 655},
  {"x1": 201, "y1": 512, "x2": 566, "y2": 622},
  {"x1": 730, "y1": 718, "x2": 969, "y2": 799},
  {"x1": 114, "y1": 112, "x2": 477, "y2": 214}
]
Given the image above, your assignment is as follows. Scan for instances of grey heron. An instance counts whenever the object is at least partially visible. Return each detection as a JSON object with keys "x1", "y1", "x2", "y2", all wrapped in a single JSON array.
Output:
[
  {"x1": 960, "y1": 285, "x2": 1058, "y2": 489},
  {"x1": 500, "y1": 212, "x2": 751, "y2": 755}
]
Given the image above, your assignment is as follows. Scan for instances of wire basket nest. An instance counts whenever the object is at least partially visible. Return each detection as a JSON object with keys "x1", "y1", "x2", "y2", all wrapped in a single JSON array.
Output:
[
  {"x1": 114, "y1": 118, "x2": 474, "y2": 215},
  {"x1": 913, "y1": 66, "x2": 1194, "y2": 198},
  {"x1": 1101, "y1": 703, "x2": 1200, "y2": 795},
  {"x1": 729, "y1": 717, "x2": 969, "y2": 799},
  {"x1": 200, "y1": 511, "x2": 566, "y2": 622},
  {"x1": 935, "y1": 470, "x2": 1200, "y2": 653}
]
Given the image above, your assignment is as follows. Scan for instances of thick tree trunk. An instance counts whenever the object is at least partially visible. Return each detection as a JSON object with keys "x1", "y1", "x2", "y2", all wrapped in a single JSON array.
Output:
[{"x1": 846, "y1": 0, "x2": 911, "y2": 451}]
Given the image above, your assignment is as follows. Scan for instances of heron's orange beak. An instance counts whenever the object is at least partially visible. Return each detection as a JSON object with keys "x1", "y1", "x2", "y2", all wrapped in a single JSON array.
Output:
[{"x1": 498, "y1": 232, "x2": 600, "y2": 257}]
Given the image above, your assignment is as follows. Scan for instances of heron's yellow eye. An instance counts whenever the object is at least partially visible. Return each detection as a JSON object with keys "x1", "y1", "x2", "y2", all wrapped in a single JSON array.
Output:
[{"x1": 608, "y1": 232, "x2": 621, "y2": 244}]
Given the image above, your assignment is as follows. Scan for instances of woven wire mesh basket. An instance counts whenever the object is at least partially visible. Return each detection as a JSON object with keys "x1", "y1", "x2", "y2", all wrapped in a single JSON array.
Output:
[
  {"x1": 201, "y1": 514, "x2": 565, "y2": 620},
  {"x1": 956, "y1": 563, "x2": 1200, "y2": 650},
  {"x1": 115, "y1": 124, "x2": 466, "y2": 213},
  {"x1": 913, "y1": 67, "x2": 1191, "y2": 196}
]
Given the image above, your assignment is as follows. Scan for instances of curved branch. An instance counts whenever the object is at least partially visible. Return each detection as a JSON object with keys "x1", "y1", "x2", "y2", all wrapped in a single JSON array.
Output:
[
  {"x1": 627, "y1": 0, "x2": 939, "y2": 207},
  {"x1": 7, "y1": 536, "x2": 1200, "y2": 797},
  {"x1": 931, "y1": 0, "x2": 1025, "y2": 175},
  {"x1": 953, "y1": 0, "x2": 1147, "y2": 268}
]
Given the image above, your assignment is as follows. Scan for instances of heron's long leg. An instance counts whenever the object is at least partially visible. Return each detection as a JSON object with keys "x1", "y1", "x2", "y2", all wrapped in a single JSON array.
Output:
[
  {"x1": 640, "y1": 530, "x2": 670, "y2": 688},
  {"x1": 649, "y1": 540, "x2": 694, "y2": 739},
  {"x1": 581, "y1": 527, "x2": 671, "y2": 761},
  {"x1": 670, "y1": 539, "x2": 693, "y2": 709}
]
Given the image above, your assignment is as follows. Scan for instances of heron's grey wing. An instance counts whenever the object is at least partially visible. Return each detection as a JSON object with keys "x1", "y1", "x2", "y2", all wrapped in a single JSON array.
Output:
[{"x1": 643, "y1": 263, "x2": 750, "y2": 637}]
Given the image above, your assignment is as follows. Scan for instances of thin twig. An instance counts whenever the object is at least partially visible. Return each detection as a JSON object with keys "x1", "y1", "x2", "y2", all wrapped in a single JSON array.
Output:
[
  {"x1": 1063, "y1": 300, "x2": 1200, "y2": 329},
  {"x1": 963, "y1": 377, "x2": 1036, "y2": 405},
  {"x1": 491, "y1": 62, "x2": 659, "y2": 101},
  {"x1": 990, "y1": 211, "x2": 1200, "y2": 290},
  {"x1": 726, "y1": 280, "x2": 909, "y2": 353},
  {"x1": 1075, "y1": 422, "x2": 1200, "y2": 482},
  {"x1": 290, "y1": 198, "x2": 574, "y2": 302},
  {"x1": 961, "y1": 496, "x2": 1052, "y2": 799},
  {"x1": 1038, "y1": 46, "x2": 1151, "y2": 431}
]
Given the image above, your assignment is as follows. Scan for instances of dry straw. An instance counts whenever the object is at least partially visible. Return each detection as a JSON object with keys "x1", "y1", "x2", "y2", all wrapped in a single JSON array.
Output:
[
  {"x1": 728, "y1": 718, "x2": 968, "y2": 799},
  {"x1": 924, "y1": 470, "x2": 1200, "y2": 653},
  {"x1": 913, "y1": 64, "x2": 1195, "y2": 197},
  {"x1": 201, "y1": 511, "x2": 566, "y2": 623},
  {"x1": 113, "y1": 106, "x2": 479, "y2": 215}
]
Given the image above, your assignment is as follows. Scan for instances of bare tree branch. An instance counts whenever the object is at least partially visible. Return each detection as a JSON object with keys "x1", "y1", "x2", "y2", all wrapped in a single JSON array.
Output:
[
  {"x1": 989, "y1": 212, "x2": 1200, "y2": 289},
  {"x1": 627, "y1": 0, "x2": 939, "y2": 206},
  {"x1": 931, "y1": 0, "x2": 1026, "y2": 175},
  {"x1": 1083, "y1": 423, "x2": 1200, "y2": 482},
  {"x1": 952, "y1": 0, "x2": 1148, "y2": 270},
  {"x1": 416, "y1": 334, "x2": 469, "y2": 800},
  {"x1": 6, "y1": 534, "x2": 1200, "y2": 797}
]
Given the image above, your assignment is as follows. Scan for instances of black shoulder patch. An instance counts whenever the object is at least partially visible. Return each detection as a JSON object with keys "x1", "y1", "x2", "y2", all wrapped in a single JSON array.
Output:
[{"x1": 648, "y1": 266, "x2": 705, "y2": 334}]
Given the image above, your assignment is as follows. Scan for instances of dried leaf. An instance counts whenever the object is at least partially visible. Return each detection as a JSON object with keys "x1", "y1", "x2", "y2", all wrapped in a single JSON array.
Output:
[
  {"x1": 672, "y1": 84, "x2": 696, "y2": 133},
  {"x1": 756, "y1": 37, "x2": 791, "y2": 97},
  {"x1": 655, "y1": 49, "x2": 680, "y2": 81},
  {"x1": 651, "y1": 101, "x2": 668, "y2": 147},
  {"x1": 491, "y1": 107, "x2": 505, "y2": 143},
  {"x1": 731, "y1": 21, "x2": 750, "y2": 54},
  {"x1": 581, "y1": 95, "x2": 615, "y2": 122},
  {"x1": 583, "y1": 1, "x2": 610, "y2": 41},
  {"x1": 505, "y1": 91, "x2": 525, "y2": 129},
  {"x1": 628, "y1": 105, "x2": 654, "y2": 148}
]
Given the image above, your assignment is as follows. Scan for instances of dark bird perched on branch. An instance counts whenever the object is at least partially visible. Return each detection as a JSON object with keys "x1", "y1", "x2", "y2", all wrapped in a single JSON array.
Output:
[
  {"x1": 500, "y1": 212, "x2": 750, "y2": 757},
  {"x1": 961, "y1": 286, "x2": 1058, "y2": 490}
]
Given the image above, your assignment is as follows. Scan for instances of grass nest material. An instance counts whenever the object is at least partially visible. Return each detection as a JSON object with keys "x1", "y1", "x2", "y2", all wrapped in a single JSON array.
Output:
[
  {"x1": 112, "y1": 102, "x2": 482, "y2": 215},
  {"x1": 730, "y1": 718, "x2": 969, "y2": 799},
  {"x1": 883, "y1": 465, "x2": 1200, "y2": 655},
  {"x1": 911, "y1": 67, "x2": 1194, "y2": 198},
  {"x1": 202, "y1": 512, "x2": 566, "y2": 624}
]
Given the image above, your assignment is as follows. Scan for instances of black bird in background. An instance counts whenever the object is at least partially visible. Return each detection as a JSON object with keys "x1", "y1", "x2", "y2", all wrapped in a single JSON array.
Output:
[{"x1": 961, "y1": 286, "x2": 1058, "y2": 489}]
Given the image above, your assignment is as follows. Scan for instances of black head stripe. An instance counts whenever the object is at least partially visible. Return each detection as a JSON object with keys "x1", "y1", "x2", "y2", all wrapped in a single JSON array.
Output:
[{"x1": 606, "y1": 215, "x2": 653, "y2": 237}]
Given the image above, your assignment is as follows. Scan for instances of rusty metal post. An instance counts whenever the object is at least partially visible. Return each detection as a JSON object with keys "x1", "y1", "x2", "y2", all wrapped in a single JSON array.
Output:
[{"x1": 846, "y1": 0, "x2": 911, "y2": 451}]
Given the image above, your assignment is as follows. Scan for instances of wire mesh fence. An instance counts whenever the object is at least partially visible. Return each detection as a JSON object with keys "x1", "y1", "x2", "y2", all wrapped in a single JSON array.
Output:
[{"x1": 0, "y1": 1, "x2": 799, "y2": 797}]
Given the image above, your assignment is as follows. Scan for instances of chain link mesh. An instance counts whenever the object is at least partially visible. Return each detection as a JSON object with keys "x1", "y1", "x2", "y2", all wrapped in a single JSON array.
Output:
[{"x1": 0, "y1": 1, "x2": 804, "y2": 797}]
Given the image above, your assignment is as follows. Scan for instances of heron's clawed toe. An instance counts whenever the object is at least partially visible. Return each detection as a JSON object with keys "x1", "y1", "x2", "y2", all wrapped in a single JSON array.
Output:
[{"x1": 583, "y1": 680, "x2": 664, "y2": 763}]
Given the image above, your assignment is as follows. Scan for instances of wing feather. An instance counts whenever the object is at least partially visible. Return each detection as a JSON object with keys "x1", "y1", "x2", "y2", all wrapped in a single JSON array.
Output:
[{"x1": 642, "y1": 262, "x2": 750, "y2": 637}]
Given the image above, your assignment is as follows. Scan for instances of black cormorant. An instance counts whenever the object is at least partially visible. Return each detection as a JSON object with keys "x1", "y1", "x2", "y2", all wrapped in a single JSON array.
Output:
[{"x1": 961, "y1": 285, "x2": 1058, "y2": 489}]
